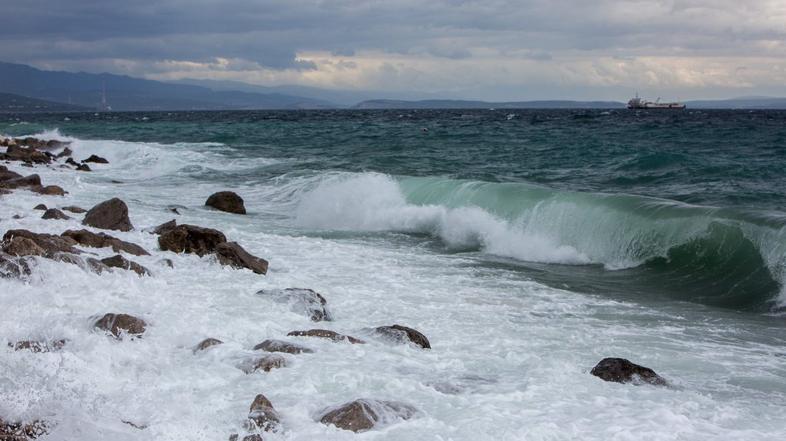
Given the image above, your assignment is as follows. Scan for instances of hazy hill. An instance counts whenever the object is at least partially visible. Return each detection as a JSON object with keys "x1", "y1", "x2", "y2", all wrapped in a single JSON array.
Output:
[
  {"x1": 0, "y1": 62, "x2": 337, "y2": 111},
  {"x1": 353, "y1": 99, "x2": 626, "y2": 109},
  {"x1": 0, "y1": 92, "x2": 90, "y2": 113},
  {"x1": 685, "y1": 97, "x2": 786, "y2": 109}
]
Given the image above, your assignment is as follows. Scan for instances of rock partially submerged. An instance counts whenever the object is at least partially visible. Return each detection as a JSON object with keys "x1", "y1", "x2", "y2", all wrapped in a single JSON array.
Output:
[
  {"x1": 41, "y1": 208, "x2": 70, "y2": 220},
  {"x1": 62, "y1": 229, "x2": 149, "y2": 256},
  {"x1": 2, "y1": 229, "x2": 80, "y2": 256},
  {"x1": 32, "y1": 185, "x2": 66, "y2": 196},
  {"x1": 318, "y1": 399, "x2": 417, "y2": 433},
  {"x1": 83, "y1": 198, "x2": 133, "y2": 231},
  {"x1": 205, "y1": 191, "x2": 246, "y2": 214},
  {"x1": 100, "y1": 254, "x2": 150, "y2": 276},
  {"x1": 83, "y1": 154, "x2": 109, "y2": 164},
  {"x1": 590, "y1": 358, "x2": 667, "y2": 386},
  {"x1": 32, "y1": 204, "x2": 47, "y2": 211},
  {"x1": 61, "y1": 205, "x2": 86, "y2": 214},
  {"x1": 9, "y1": 339, "x2": 67, "y2": 353},
  {"x1": 0, "y1": 417, "x2": 48, "y2": 440},
  {"x1": 0, "y1": 173, "x2": 41, "y2": 190},
  {"x1": 287, "y1": 329, "x2": 365, "y2": 344},
  {"x1": 94, "y1": 313, "x2": 147, "y2": 339},
  {"x1": 246, "y1": 394, "x2": 281, "y2": 433},
  {"x1": 374, "y1": 325, "x2": 431, "y2": 349},
  {"x1": 253, "y1": 339, "x2": 314, "y2": 354},
  {"x1": 158, "y1": 224, "x2": 226, "y2": 256},
  {"x1": 0, "y1": 252, "x2": 32, "y2": 278},
  {"x1": 216, "y1": 241, "x2": 268, "y2": 274},
  {"x1": 240, "y1": 354, "x2": 288, "y2": 374},
  {"x1": 193, "y1": 337, "x2": 223, "y2": 353},
  {"x1": 255, "y1": 288, "x2": 332, "y2": 322},
  {"x1": 1, "y1": 145, "x2": 51, "y2": 164}
]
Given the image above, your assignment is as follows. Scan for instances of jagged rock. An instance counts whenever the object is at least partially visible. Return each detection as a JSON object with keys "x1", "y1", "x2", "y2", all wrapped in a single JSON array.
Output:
[
  {"x1": 65, "y1": 158, "x2": 79, "y2": 167},
  {"x1": 83, "y1": 198, "x2": 133, "y2": 231},
  {"x1": 151, "y1": 219, "x2": 177, "y2": 235},
  {"x1": 240, "y1": 354, "x2": 288, "y2": 374},
  {"x1": 0, "y1": 417, "x2": 48, "y2": 440},
  {"x1": 590, "y1": 358, "x2": 667, "y2": 386},
  {"x1": 374, "y1": 325, "x2": 431, "y2": 349},
  {"x1": 0, "y1": 252, "x2": 32, "y2": 278},
  {"x1": 76, "y1": 163, "x2": 91, "y2": 171},
  {"x1": 2, "y1": 230, "x2": 80, "y2": 256},
  {"x1": 61, "y1": 205, "x2": 86, "y2": 214},
  {"x1": 253, "y1": 339, "x2": 313, "y2": 354},
  {"x1": 287, "y1": 329, "x2": 365, "y2": 344},
  {"x1": 255, "y1": 288, "x2": 332, "y2": 322},
  {"x1": 205, "y1": 191, "x2": 246, "y2": 214},
  {"x1": 32, "y1": 204, "x2": 47, "y2": 211},
  {"x1": 62, "y1": 229, "x2": 149, "y2": 256},
  {"x1": 56, "y1": 147, "x2": 72, "y2": 158},
  {"x1": 32, "y1": 185, "x2": 66, "y2": 196},
  {"x1": 318, "y1": 399, "x2": 418, "y2": 433},
  {"x1": 245, "y1": 394, "x2": 281, "y2": 432},
  {"x1": 2, "y1": 145, "x2": 51, "y2": 164},
  {"x1": 0, "y1": 174, "x2": 41, "y2": 189},
  {"x1": 9, "y1": 339, "x2": 67, "y2": 353},
  {"x1": 100, "y1": 254, "x2": 150, "y2": 276},
  {"x1": 94, "y1": 313, "x2": 147, "y2": 339},
  {"x1": 216, "y1": 242, "x2": 268, "y2": 274},
  {"x1": 83, "y1": 154, "x2": 109, "y2": 164},
  {"x1": 41, "y1": 208, "x2": 70, "y2": 220},
  {"x1": 193, "y1": 338, "x2": 223, "y2": 353},
  {"x1": 2, "y1": 237, "x2": 45, "y2": 256},
  {"x1": 158, "y1": 224, "x2": 226, "y2": 256}
]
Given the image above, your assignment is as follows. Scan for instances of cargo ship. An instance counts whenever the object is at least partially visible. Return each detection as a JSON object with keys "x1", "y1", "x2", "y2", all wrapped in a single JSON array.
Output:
[{"x1": 627, "y1": 94, "x2": 685, "y2": 109}]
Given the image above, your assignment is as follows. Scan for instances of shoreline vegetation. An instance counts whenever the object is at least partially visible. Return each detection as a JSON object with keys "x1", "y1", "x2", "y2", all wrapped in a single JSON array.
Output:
[{"x1": 1, "y1": 135, "x2": 667, "y2": 440}]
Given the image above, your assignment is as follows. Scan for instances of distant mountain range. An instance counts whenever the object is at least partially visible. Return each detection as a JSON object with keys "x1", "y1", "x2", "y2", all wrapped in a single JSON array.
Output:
[{"x1": 2, "y1": 61, "x2": 786, "y2": 112}]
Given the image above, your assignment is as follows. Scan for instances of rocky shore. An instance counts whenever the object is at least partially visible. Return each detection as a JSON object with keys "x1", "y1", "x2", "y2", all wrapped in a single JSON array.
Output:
[{"x1": 1, "y1": 136, "x2": 669, "y2": 440}]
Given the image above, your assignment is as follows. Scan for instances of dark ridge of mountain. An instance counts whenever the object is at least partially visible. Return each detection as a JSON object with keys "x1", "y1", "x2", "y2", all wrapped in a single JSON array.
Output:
[
  {"x1": 0, "y1": 61, "x2": 338, "y2": 111},
  {"x1": 685, "y1": 97, "x2": 786, "y2": 109},
  {"x1": 0, "y1": 92, "x2": 91, "y2": 113},
  {"x1": 353, "y1": 99, "x2": 626, "y2": 109}
]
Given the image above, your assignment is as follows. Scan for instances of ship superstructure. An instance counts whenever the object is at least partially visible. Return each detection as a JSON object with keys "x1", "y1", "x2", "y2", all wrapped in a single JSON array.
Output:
[{"x1": 627, "y1": 94, "x2": 685, "y2": 109}]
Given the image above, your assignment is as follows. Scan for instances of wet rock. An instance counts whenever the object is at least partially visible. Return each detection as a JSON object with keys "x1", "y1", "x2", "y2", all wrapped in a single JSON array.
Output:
[
  {"x1": 374, "y1": 325, "x2": 431, "y2": 349},
  {"x1": 255, "y1": 288, "x2": 332, "y2": 322},
  {"x1": 0, "y1": 166, "x2": 23, "y2": 182},
  {"x1": 151, "y1": 219, "x2": 177, "y2": 235},
  {"x1": 2, "y1": 230, "x2": 80, "y2": 256},
  {"x1": 65, "y1": 158, "x2": 79, "y2": 167},
  {"x1": 253, "y1": 339, "x2": 313, "y2": 354},
  {"x1": 0, "y1": 174, "x2": 41, "y2": 189},
  {"x1": 56, "y1": 147, "x2": 72, "y2": 158},
  {"x1": 0, "y1": 252, "x2": 32, "y2": 278},
  {"x1": 100, "y1": 254, "x2": 150, "y2": 276},
  {"x1": 318, "y1": 399, "x2": 418, "y2": 433},
  {"x1": 9, "y1": 339, "x2": 67, "y2": 353},
  {"x1": 287, "y1": 329, "x2": 365, "y2": 344},
  {"x1": 61, "y1": 205, "x2": 86, "y2": 214},
  {"x1": 76, "y1": 163, "x2": 91, "y2": 171},
  {"x1": 0, "y1": 417, "x2": 48, "y2": 440},
  {"x1": 216, "y1": 242, "x2": 268, "y2": 275},
  {"x1": 158, "y1": 258, "x2": 174, "y2": 268},
  {"x1": 41, "y1": 208, "x2": 70, "y2": 220},
  {"x1": 2, "y1": 237, "x2": 46, "y2": 256},
  {"x1": 2, "y1": 145, "x2": 51, "y2": 164},
  {"x1": 205, "y1": 191, "x2": 246, "y2": 214},
  {"x1": 590, "y1": 358, "x2": 667, "y2": 386},
  {"x1": 194, "y1": 337, "x2": 223, "y2": 353},
  {"x1": 240, "y1": 354, "x2": 288, "y2": 374},
  {"x1": 94, "y1": 313, "x2": 147, "y2": 339},
  {"x1": 158, "y1": 224, "x2": 226, "y2": 256},
  {"x1": 32, "y1": 204, "x2": 47, "y2": 211},
  {"x1": 62, "y1": 229, "x2": 149, "y2": 256},
  {"x1": 83, "y1": 154, "x2": 109, "y2": 164},
  {"x1": 83, "y1": 198, "x2": 133, "y2": 231},
  {"x1": 32, "y1": 185, "x2": 67, "y2": 196},
  {"x1": 246, "y1": 394, "x2": 281, "y2": 432}
]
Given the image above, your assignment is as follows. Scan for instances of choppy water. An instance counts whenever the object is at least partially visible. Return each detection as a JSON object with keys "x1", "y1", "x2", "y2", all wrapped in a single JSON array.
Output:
[{"x1": 2, "y1": 109, "x2": 786, "y2": 440}]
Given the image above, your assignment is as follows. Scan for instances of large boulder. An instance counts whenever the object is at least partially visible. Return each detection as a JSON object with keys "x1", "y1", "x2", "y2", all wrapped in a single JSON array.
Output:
[
  {"x1": 2, "y1": 230, "x2": 80, "y2": 256},
  {"x1": 94, "y1": 313, "x2": 147, "y2": 339},
  {"x1": 0, "y1": 166, "x2": 23, "y2": 182},
  {"x1": 158, "y1": 224, "x2": 226, "y2": 256},
  {"x1": 216, "y1": 242, "x2": 268, "y2": 274},
  {"x1": 253, "y1": 339, "x2": 314, "y2": 354},
  {"x1": 100, "y1": 254, "x2": 150, "y2": 276},
  {"x1": 318, "y1": 399, "x2": 417, "y2": 433},
  {"x1": 287, "y1": 329, "x2": 365, "y2": 344},
  {"x1": 0, "y1": 174, "x2": 41, "y2": 189},
  {"x1": 205, "y1": 191, "x2": 246, "y2": 214},
  {"x1": 255, "y1": 288, "x2": 332, "y2": 322},
  {"x1": 83, "y1": 198, "x2": 133, "y2": 231},
  {"x1": 83, "y1": 154, "x2": 109, "y2": 164},
  {"x1": 62, "y1": 229, "x2": 149, "y2": 256},
  {"x1": 590, "y1": 358, "x2": 667, "y2": 386},
  {"x1": 374, "y1": 325, "x2": 431, "y2": 349},
  {"x1": 41, "y1": 208, "x2": 70, "y2": 220}
]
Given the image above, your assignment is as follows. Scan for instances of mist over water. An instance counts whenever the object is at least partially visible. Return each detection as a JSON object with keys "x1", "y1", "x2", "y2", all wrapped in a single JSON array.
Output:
[{"x1": 2, "y1": 110, "x2": 786, "y2": 440}]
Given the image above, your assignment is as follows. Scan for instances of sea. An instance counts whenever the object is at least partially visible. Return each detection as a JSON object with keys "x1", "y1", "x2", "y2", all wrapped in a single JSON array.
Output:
[{"x1": 1, "y1": 109, "x2": 786, "y2": 440}]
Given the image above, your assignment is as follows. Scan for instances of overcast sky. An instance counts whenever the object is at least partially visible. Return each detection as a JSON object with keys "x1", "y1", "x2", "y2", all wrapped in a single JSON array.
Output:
[{"x1": 2, "y1": 0, "x2": 786, "y2": 100}]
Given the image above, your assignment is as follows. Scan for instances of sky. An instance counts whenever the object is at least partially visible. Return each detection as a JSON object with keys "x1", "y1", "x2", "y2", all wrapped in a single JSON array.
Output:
[{"x1": 1, "y1": 0, "x2": 786, "y2": 101}]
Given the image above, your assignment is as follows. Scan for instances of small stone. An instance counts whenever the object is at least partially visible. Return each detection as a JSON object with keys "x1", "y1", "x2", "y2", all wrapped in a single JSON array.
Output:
[
  {"x1": 33, "y1": 204, "x2": 47, "y2": 211},
  {"x1": 318, "y1": 399, "x2": 417, "y2": 433},
  {"x1": 240, "y1": 354, "x2": 288, "y2": 374},
  {"x1": 83, "y1": 154, "x2": 109, "y2": 164},
  {"x1": 374, "y1": 325, "x2": 431, "y2": 349},
  {"x1": 94, "y1": 313, "x2": 147, "y2": 339},
  {"x1": 194, "y1": 338, "x2": 223, "y2": 353},
  {"x1": 590, "y1": 358, "x2": 667, "y2": 386},
  {"x1": 253, "y1": 339, "x2": 313, "y2": 354},
  {"x1": 61, "y1": 206, "x2": 87, "y2": 214},
  {"x1": 41, "y1": 208, "x2": 71, "y2": 220}
]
